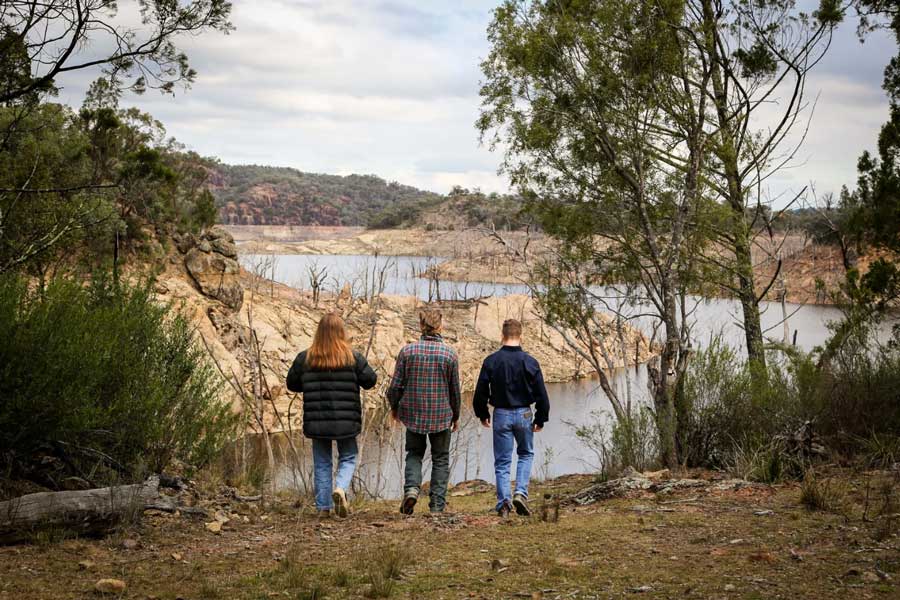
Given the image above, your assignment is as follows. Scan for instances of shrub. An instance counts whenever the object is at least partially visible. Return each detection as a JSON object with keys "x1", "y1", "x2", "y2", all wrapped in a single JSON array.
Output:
[
  {"x1": 571, "y1": 407, "x2": 658, "y2": 480},
  {"x1": 818, "y1": 323, "x2": 900, "y2": 451},
  {"x1": 680, "y1": 335, "x2": 824, "y2": 471},
  {"x1": 0, "y1": 272, "x2": 237, "y2": 488}
]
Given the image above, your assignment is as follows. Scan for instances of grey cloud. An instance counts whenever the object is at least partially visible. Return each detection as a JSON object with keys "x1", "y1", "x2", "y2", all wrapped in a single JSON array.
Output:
[{"x1": 51, "y1": 1, "x2": 896, "y2": 198}]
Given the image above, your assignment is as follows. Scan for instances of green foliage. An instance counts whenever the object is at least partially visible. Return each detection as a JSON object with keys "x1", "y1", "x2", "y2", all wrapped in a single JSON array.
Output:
[
  {"x1": 210, "y1": 163, "x2": 442, "y2": 227},
  {"x1": 0, "y1": 99, "x2": 222, "y2": 275},
  {"x1": 0, "y1": 272, "x2": 237, "y2": 484},
  {"x1": 817, "y1": 319, "x2": 900, "y2": 446},
  {"x1": 572, "y1": 408, "x2": 659, "y2": 480},
  {"x1": 682, "y1": 324, "x2": 900, "y2": 473},
  {"x1": 0, "y1": 2, "x2": 232, "y2": 106},
  {"x1": 0, "y1": 104, "x2": 117, "y2": 275},
  {"x1": 681, "y1": 336, "x2": 824, "y2": 471}
]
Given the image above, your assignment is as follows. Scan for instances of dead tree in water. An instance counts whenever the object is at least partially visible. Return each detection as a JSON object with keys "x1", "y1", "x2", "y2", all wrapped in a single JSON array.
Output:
[{"x1": 307, "y1": 260, "x2": 327, "y2": 307}]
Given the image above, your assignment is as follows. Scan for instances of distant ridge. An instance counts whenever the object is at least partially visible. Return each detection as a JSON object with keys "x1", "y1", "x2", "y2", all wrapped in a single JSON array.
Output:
[{"x1": 207, "y1": 162, "x2": 443, "y2": 227}]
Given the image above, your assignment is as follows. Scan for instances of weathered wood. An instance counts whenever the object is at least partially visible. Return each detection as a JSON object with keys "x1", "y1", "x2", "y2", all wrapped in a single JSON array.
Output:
[{"x1": 0, "y1": 477, "x2": 161, "y2": 544}]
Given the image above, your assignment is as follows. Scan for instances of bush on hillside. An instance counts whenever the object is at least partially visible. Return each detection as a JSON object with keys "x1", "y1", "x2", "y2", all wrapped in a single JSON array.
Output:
[
  {"x1": 0, "y1": 273, "x2": 237, "y2": 490},
  {"x1": 680, "y1": 327, "x2": 900, "y2": 476},
  {"x1": 680, "y1": 337, "x2": 822, "y2": 470},
  {"x1": 571, "y1": 407, "x2": 659, "y2": 480}
]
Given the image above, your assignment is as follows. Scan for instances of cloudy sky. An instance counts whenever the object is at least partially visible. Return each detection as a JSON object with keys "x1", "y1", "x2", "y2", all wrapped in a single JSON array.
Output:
[{"x1": 55, "y1": 1, "x2": 895, "y2": 201}]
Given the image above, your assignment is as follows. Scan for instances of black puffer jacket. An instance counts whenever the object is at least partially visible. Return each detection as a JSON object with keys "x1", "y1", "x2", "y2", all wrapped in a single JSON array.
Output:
[{"x1": 286, "y1": 350, "x2": 377, "y2": 440}]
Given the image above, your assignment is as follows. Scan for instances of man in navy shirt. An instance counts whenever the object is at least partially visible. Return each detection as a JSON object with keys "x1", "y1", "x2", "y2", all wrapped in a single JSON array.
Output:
[{"x1": 473, "y1": 319, "x2": 550, "y2": 517}]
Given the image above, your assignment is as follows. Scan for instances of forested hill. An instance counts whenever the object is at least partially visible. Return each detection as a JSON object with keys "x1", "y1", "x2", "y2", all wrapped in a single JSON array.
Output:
[{"x1": 207, "y1": 163, "x2": 443, "y2": 227}]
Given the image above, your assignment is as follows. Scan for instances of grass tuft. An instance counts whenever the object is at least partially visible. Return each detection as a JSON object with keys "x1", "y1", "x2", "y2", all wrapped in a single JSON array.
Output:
[
  {"x1": 361, "y1": 543, "x2": 411, "y2": 598},
  {"x1": 800, "y1": 472, "x2": 847, "y2": 513}
]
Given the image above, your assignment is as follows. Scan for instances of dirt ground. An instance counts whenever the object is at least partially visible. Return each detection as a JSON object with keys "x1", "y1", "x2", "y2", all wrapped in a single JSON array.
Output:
[{"x1": 2, "y1": 471, "x2": 897, "y2": 600}]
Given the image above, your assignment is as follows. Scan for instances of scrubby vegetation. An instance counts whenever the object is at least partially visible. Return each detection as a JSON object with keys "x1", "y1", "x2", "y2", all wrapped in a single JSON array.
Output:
[
  {"x1": 0, "y1": 3, "x2": 237, "y2": 498},
  {"x1": 211, "y1": 163, "x2": 443, "y2": 227},
  {"x1": 368, "y1": 186, "x2": 528, "y2": 231},
  {"x1": 0, "y1": 273, "x2": 237, "y2": 494}
]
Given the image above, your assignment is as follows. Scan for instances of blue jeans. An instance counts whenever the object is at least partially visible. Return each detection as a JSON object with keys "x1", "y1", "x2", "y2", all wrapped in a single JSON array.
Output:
[
  {"x1": 311, "y1": 437, "x2": 358, "y2": 511},
  {"x1": 492, "y1": 407, "x2": 535, "y2": 510}
]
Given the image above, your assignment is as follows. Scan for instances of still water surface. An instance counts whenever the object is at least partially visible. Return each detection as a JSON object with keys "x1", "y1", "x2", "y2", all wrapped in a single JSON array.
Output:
[{"x1": 240, "y1": 253, "x2": 892, "y2": 500}]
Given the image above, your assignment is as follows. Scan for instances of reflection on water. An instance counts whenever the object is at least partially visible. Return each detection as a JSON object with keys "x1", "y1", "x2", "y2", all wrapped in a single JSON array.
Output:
[
  {"x1": 241, "y1": 253, "x2": 885, "y2": 352},
  {"x1": 241, "y1": 253, "x2": 529, "y2": 301},
  {"x1": 237, "y1": 376, "x2": 634, "y2": 501},
  {"x1": 238, "y1": 253, "x2": 895, "y2": 500}
]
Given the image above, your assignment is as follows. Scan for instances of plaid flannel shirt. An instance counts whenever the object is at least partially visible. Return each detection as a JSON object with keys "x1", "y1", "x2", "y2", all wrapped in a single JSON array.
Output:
[{"x1": 387, "y1": 334, "x2": 461, "y2": 434}]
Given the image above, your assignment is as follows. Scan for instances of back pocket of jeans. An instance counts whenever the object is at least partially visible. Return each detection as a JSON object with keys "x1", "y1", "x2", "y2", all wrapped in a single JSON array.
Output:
[{"x1": 523, "y1": 410, "x2": 532, "y2": 421}]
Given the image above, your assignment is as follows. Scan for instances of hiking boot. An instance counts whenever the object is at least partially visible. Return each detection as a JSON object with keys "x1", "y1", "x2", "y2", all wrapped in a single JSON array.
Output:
[
  {"x1": 497, "y1": 501, "x2": 511, "y2": 519},
  {"x1": 512, "y1": 493, "x2": 531, "y2": 517},
  {"x1": 400, "y1": 489, "x2": 418, "y2": 515},
  {"x1": 332, "y1": 488, "x2": 349, "y2": 518}
]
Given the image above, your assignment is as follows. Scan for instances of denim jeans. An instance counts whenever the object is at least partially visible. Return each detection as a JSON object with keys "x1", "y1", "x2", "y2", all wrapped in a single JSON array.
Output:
[
  {"x1": 311, "y1": 437, "x2": 358, "y2": 511},
  {"x1": 403, "y1": 429, "x2": 451, "y2": 512},
  {"x1": 492, "y1": 407, "x2": 535, "y2": 510}
]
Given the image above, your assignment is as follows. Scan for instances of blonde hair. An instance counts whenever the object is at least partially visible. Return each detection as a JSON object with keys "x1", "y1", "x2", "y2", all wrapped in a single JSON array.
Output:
[{"x1": 307, "y1": 313, "x2": 354, "y2": 369}]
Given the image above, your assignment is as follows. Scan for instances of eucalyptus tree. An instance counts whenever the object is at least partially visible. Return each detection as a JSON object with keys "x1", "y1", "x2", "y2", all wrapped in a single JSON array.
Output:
[
  {"x1": 479, "y1": 0, "x2": 719, "y2": 468},
  {"x1": 691, "y1": 0, "x2": 841, "y2": 368},
  {"x1": 478, "y1": 0, "x2": 843, "y2": 466},
  {"x1": 0, "y1": 0, "x2": 233, "y2": 105},
  {"x1": 0, "y1": 1, "x2": 232, "y2": 273}
]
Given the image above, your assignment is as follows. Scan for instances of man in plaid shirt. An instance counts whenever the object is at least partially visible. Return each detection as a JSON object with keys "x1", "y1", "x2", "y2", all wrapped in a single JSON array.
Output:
[{"x1": 388, "y1": 309, "x2": 461, "y2": 514}]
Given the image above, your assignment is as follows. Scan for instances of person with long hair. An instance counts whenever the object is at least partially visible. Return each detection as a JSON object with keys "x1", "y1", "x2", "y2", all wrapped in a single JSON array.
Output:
[{"x1": 286, "y1": 313, "x2": 377, "y2": 517}]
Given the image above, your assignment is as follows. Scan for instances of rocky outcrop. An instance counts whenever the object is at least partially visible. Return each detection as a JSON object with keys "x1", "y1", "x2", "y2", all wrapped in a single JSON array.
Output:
[{"x1": 179, "y1": 227, "x2": 244, "y2": 311}]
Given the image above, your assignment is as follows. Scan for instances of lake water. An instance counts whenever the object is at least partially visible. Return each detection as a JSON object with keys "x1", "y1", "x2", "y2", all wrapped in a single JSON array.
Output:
[
  {"x1": 241, "y1": 377, "x2": 621, "y2": 500},
  {"x1": 241, "y1": 253, "x2": 530, "y2": 301},
  {"x1": 239, "y1": 252, "x2": 894, "y2": 500},
  {"x1": 241, "y1": 252, "x2": 861, "y2": 352}
]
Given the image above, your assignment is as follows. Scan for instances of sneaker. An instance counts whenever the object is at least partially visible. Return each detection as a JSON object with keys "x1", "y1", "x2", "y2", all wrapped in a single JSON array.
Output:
[
  {"x1": 400, "y1": 489, "x2": 418, "y2": 515},
  {"x1": 512, "y1": 493, "x2": 531, "y2": 516},
  {"x1": 497, "y1": 501, "x2": 511, "y2": 518},
  {"x1": 332, "y1": 488, "x2": 349, "y2": 518}
]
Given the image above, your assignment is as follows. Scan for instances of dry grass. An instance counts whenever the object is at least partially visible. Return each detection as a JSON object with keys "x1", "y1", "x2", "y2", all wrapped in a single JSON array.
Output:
[
  {"x1": 800, "y1": 472, "x2": 848, "y2": 514},
  {"x1": 1, "y1": 472, "x2": 898, "y2": 599}
]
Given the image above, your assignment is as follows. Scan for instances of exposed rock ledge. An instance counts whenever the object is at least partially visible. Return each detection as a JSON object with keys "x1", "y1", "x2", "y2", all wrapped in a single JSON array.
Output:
[{"x1": 157, "y1": 231, "x2": 655, "y2": 431}]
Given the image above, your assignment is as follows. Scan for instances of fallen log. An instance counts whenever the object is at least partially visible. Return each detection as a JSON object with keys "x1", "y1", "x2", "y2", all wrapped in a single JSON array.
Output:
[{"x1": 0, "y1": 476, "x2": 162, "y2": 544}]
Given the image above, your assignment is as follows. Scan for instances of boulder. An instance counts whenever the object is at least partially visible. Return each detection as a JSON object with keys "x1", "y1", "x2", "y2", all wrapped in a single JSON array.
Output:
[
  {"x1": 175, "y1": 232, "x2": 197, "y2": 254},
  {"x1": 202, "y1": 226, "x2": 239, "y2": 259},
  {"x1": 205, "y1": 225, "x2": 232, "y2": 241},
  {"x1": 185, "y1": 248, "x2": 244, "y2": 311},
  {"x1": 210, "y1": 236, "x2": 238, "y2": 259}
]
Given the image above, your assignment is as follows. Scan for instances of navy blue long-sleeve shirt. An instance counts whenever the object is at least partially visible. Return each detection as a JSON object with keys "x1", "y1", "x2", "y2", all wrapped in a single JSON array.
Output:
[{"x1": 473, "y1": 345, "x2": 550, "y2": 426}]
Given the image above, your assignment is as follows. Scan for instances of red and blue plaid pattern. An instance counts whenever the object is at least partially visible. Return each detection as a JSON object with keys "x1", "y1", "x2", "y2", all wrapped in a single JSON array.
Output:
[{"x1": 387, "y1": 334, "x2": 461, "y2": 434}]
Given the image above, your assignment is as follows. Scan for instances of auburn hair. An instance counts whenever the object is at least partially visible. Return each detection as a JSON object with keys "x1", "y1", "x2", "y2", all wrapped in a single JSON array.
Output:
[{"x1": 307, "y1": 313, "x2": 354, "y2": 370}]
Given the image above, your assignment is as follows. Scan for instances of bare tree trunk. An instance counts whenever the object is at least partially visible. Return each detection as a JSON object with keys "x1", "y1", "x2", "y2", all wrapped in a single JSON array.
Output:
[{"x1": 0, "y1": 477, "x2": 162, "y2": 544}]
